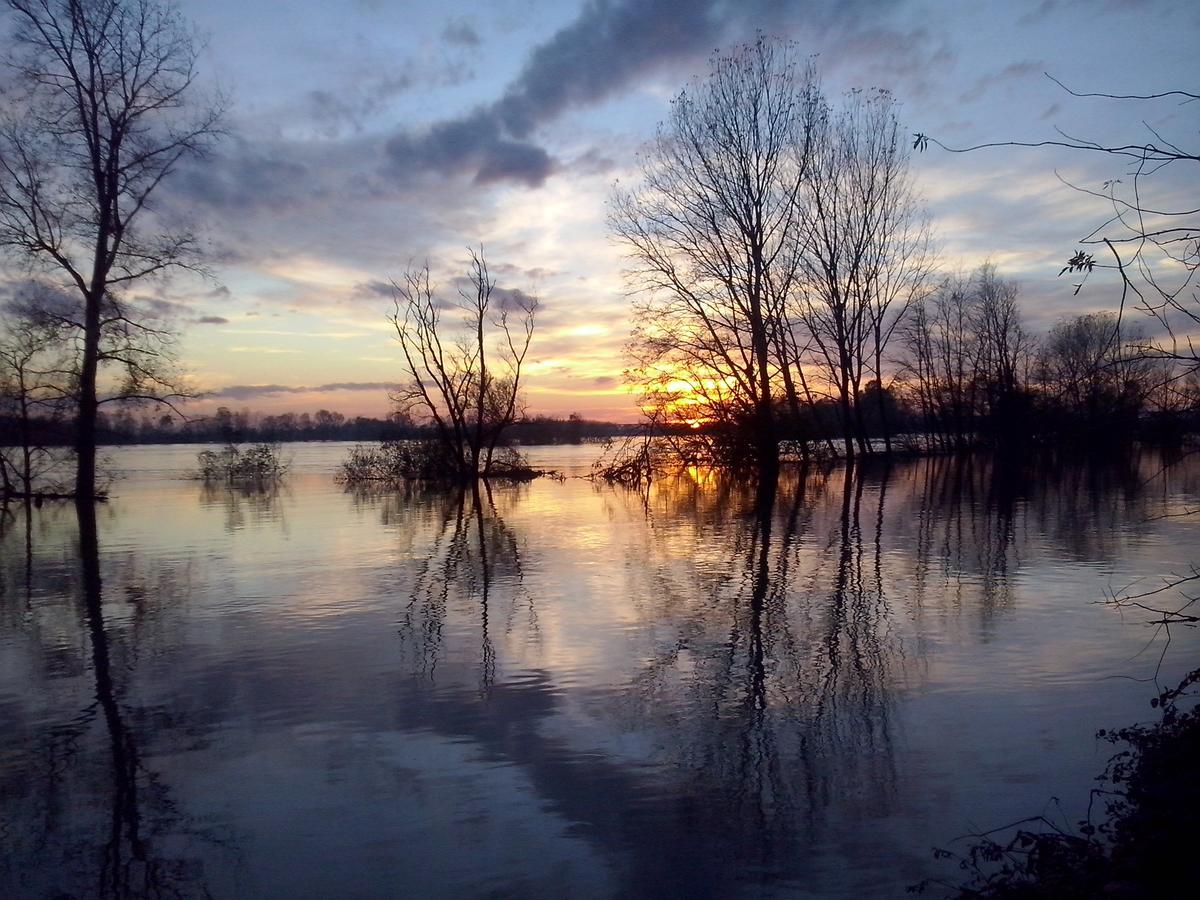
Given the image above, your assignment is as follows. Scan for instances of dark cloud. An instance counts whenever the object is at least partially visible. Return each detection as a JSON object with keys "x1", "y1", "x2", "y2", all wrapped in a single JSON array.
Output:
[
  {"x1": 212, "y1": 382, "x2": 396, "y2": 400},
  {"x1": 442, "y1": 18, "x2": 481, "y2": 48},
  {"x1": 385, "y1": 108, "x2": 555, "y2": 187},
  {"x1": 570, "y1": 147, "x2": 617, "y2": 175},
  {"x1": 306, "y1": 64, "x2": 473, "y2": 138},
  {"x1": 354, "y1": 280, "x2": 395, "y2": 298},
  {"x1": 384, "y1": 0, "x2": 725, "y2": 186},
  {"x1": 173, "y1": 141, "x2": 312, "y2": 213},
  {"x1": 196, "y1": 315, "x2": 230, "y2": 325},
  {"x1": 383, "y1": 0, "x2": 914, "y2": 187},
  {"x1": 134, "y1": 294, "x2": 191, "y2": 321},
  {"x1": 494, "y1": 263, "x2": 559, "y2": 280},
  {"x1": 1017, "y1": 0, "x2": 1058, "y2": 26},
  {"x1": 489, "y1": 0, "x2": 726, "y2": 140}
]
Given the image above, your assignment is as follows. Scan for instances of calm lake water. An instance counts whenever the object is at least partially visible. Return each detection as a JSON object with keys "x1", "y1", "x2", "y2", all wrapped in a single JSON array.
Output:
[{"x1": 2, "y1": 443, "x2": 1199, "y2": 898}]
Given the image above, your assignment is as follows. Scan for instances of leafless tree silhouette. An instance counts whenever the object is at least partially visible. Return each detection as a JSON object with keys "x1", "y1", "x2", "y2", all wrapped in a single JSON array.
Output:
[
  {"x1": 0, "y1": 0, "x2": 222, "y2": 500},
  {"x1": 389, "y1": 247, "x2": 536, "y2": 480}
]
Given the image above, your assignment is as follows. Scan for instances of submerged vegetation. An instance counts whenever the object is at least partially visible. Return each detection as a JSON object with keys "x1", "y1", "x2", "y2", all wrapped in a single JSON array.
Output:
[
  {"x1": 338, "y1": 440, "x2": 548, "y2": 486},
  {"x1": 385, "y1": 248, "x2": 538, "y2": 482},
  {"x1": 196, "y1": 443, "x2": 289, "y2": 485}
]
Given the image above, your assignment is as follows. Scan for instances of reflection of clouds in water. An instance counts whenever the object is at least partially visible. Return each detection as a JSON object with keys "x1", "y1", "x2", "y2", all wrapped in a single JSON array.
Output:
[{"x1": 2, "y1": 449, "x2": 1200, "y2": 897}]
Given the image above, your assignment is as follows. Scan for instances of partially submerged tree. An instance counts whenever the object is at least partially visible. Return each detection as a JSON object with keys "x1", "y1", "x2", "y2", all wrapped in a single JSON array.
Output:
[
  {"x1": 613, "y1": 40, "x2": 934, "y2": 468},
  {"x1": 0, "y1": 0, "x2": 222, "y2": 500},
  {"x1": 1034, "y1": 311, "x2": 1157, "y2": 440},
  {"x1": 900, "y1": 264, "x2": 1031, "y2": 450},
  {"x1": 388, "y1": 247, "x2": 537, "y2": 480},
  {"x1": 611, "y1": 37, "x2": 821, "y2": 470},
  {"x1": 0, "y1": 297, "x2": 72, "y2": 497},
  {"x1": 794, "y1": 87, "x2": 933, "y2": 458}
]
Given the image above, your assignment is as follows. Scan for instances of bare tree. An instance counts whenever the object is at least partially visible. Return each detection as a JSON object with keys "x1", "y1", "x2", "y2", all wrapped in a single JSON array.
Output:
[
  {"x1": 1035, "y1": 312, "x2": 1156, "y2": 434},
  {"x1": 0, "y1": 297, "x2": 71, "y2": 497},
  {"x1": 0, "y1": 0, "x2": 222, "y2": 500},
  {"x1": 794, "y1": 87, "x2": 933, "y2": 459},
  {"x1": 915, "y1": 77, "x2": 1197, "y2": 373},
  {"x1": 973, "y1": 265, "x2": 1029, "y2": 399},
  {"x1": 900, "y1": 265, "x2": 1031, "y2": 450},
  {"x1": 389, "y1": 247, "x2": 537, "y2": 480},
  {"x1": 902, "y1": 273, "x2": 979, "y2": 449},
  {"x1": 610, "y1": 37, "x2": 821, "y2": 470}
]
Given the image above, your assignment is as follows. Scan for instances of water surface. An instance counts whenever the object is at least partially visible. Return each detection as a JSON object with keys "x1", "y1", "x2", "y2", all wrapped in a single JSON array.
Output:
[{"x1": 2, "y1": 443, "x2": 1198, "y2": 897}]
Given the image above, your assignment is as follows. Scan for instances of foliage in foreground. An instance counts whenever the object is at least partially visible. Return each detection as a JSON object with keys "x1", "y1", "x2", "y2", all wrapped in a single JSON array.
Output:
[
  {"x1": 913, "y1": 668, "x2": 1200, "y2": 898},
  {"x1": 196, "y1": 444, "x2": 288, "y2": 484},
  {"x1": 338, "y1": 440, "x2": 546, "y2": 485}
]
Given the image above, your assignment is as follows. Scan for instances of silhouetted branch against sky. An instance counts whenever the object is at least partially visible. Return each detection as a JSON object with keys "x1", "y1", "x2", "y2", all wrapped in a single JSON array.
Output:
[
  {"x1": 914, "y1": 69, "x2": 1197, "y2": 368},
  {"x1": 2, "y1": 0, "x2": 1194, "y2": 421}
]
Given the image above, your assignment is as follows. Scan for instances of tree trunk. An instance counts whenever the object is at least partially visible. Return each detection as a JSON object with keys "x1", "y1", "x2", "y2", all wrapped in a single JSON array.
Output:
[
  {"x1": 75, "y1": 291, "x2": 102, "y2": 501},
  {"x1": 749, "y1": 288, "x2": 778, "y2": 472},
  {"x1": 19, "y1": 377, "x2": 33, "y2": 498},
  {"x1": 874, "y1": 343, "x2": 893, "y2": 456},
  {"x1": 839, "y1": 382, "x2": 856, "y2": 460}
]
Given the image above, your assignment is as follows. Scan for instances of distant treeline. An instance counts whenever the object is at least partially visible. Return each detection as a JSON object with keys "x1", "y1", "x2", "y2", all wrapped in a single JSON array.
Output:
[{"x1": 0, "y1": 408, "x2": 639, "y2": 447}]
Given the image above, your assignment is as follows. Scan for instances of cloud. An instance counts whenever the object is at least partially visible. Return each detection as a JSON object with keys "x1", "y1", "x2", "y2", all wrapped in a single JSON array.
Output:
[
  {"x1": 384, "y1": 108, "x2": 555, "y2": 187},
  {"x1": 959, "y1": 60, "x2": 1044, "y2": 103},
  {"x1": 211, "y1": 381, "x2": 397, "y2": 400},
  {"x1": 172, "y1": 140, "x2": 313, "y2": 214},
  {"x1": 442, "y1": 18, "x2": 481, "y2": 48},
  {"x1": 383, "y1": 0, "x2": 726, "y2": 186},
  {"x1": 304, "y1": 63, "x2": 474, "y2": 138},
  {"x1": 383, "y1": 0, "x2": 917, "y2": 187},
  {"x1": 196, "y1": 315, "x2": 229, "y2": 325}
]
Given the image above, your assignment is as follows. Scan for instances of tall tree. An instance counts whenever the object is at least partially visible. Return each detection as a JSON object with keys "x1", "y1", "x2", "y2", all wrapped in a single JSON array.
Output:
[
  {"x1": 389, "y1": 247, "x2": 537, "y2": 480},
  {"x1": 0, "y1": 0, "x2": 221, "y2": 500},
  {"x1": 610, "y1": 37, "x2": 821, "y2": 470},
  {"x1": 793, "y1": 88, "x2": 932, "y2": 459}
]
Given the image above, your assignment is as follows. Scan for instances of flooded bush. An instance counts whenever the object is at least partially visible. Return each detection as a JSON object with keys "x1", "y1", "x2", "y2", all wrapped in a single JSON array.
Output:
[
  {"x1": 591, "y1": 431, "x2": 773, "y2": 484},
  {"x1": 591, "y1": 434, "x2": 657, "y2": 486},
  {"x1": 196, "y1": 443, "x2": 288, "y2": 484},
  {"x1": 339, "y1": 440, "x2": 547, "y2": 485}
]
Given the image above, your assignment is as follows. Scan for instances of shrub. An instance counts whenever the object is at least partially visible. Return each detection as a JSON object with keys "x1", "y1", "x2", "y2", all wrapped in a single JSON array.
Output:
[
  {"x1": 196, "y1": 443, "x2": 288, "y2": 484},
  {"x1": 339, "y1": 440, "x2": 545, "y2": 484}
]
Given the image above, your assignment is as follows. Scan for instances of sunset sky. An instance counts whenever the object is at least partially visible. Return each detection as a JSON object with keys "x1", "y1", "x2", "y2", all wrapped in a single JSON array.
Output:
[{"x1": 16, "y1": 0, "x2": 1195, "y2": 422}]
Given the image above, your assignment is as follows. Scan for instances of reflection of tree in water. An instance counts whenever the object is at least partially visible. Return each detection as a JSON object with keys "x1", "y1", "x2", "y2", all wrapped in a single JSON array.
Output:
[
  {"x1": 0, "y1": 503, "x2": 225, "y2": 898},
  {"x1": 607, "y1": 452, "x2": 1179, "y2": 875},
  {"x1": 901, "y1": 453, "x2": 1178, "y2": 631},
  {"x1": 356, "y1": 481, "x2": 533, "y2": 691},
  {"x1": 606, "y1": 465, "x2": 909, "y2": 874},
  {"x1": 906, "y1": 455, "x2": 1023, "y2": 624},
  {"x1": 198, "y1": 480, "x2": 288, "y2": 534}
]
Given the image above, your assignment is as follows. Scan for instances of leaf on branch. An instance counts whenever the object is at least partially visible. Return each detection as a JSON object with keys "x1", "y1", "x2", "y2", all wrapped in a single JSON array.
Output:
[{"x1": 1059, "y1": 250, "x2": 1095, "y2": 277}]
